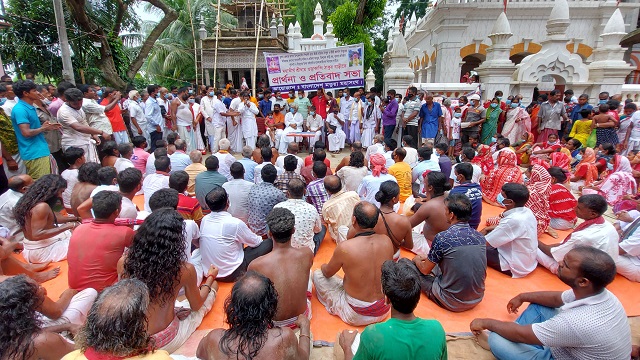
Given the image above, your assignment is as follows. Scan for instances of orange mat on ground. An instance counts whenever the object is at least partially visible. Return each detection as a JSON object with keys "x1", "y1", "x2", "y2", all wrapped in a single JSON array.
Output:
[{"x1": 35, "y1": 198, "x2": 640, "y2": 342}]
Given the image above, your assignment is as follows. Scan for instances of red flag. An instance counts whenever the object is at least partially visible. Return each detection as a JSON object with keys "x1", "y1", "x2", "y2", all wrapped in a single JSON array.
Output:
[{"x1": 504, "y1": 0, "x2": 508, "y2": 13}]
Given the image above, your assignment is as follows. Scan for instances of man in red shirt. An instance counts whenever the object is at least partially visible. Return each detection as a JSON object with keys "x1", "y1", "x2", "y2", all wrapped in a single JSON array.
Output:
[
  {"x1": 67, "y1": 190, "x2": 135, "y2": 292},
  {"x1": 100, "y1": 87, "x2": 129, "y2": 144},
  {"x1": 170, "y1": 170, "x2": 204, "y2": 225},
  {"x1": 311, "y1": 88, "x2": 329, "y2": 120}
]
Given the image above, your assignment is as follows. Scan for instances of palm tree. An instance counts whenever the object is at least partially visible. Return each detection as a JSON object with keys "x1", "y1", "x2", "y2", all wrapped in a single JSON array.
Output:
[{"x1": 139, "y1": 0, "x2": 236, "y2": 86}]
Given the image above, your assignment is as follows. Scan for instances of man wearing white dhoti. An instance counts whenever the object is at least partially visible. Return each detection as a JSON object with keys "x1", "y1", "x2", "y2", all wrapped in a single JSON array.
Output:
[{"x1": 237, "y1": 92, "x2": 259, "y2": 150}]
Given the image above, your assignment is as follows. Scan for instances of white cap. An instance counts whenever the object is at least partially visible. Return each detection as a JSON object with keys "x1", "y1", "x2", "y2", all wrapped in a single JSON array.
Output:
[{"x1": 468, "y1": 94, "x2": 480, "y2": 101}]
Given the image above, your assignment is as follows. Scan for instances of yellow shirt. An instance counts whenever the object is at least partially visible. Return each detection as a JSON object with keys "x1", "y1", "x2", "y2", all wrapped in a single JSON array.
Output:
[
  {"x1": 63, "y1": 350, "x2": 173, "y2": 360},
  {"x1": 184, "y1": 162, "x2": 207, "y2": 195},
  {"x1": 388, "y1": 161, "x2": 412, "y2": 202},
  {"x1": 568, "y1": 119, "x2": 592, "y2": 146}
]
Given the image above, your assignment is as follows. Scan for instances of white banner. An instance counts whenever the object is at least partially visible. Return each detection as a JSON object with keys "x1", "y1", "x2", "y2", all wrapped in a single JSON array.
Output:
[{"x1": 264, "y1": 44, "x2": 365, "y2": 92}]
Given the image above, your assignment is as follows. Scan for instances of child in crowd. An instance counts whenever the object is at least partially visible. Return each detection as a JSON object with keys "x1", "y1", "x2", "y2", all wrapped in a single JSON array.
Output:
[{"x1": 448, "y1": 107, "x2": 462, "y2": 158}]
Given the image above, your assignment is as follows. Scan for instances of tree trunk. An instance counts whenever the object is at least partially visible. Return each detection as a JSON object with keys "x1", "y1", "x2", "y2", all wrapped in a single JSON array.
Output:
[
  {"x1": 65, "y1": 0, "x2": 178, "y2": 90},
  {"x1": 354, "y1": 0, "x2": 367, "y2": 26}
]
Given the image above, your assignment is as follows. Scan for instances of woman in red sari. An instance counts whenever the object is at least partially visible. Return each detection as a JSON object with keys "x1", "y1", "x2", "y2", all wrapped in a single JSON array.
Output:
[
  {"x1": 525, "y1": 164, "x2": 555, "y2": 237},
  {"x1": 472, "y1": 144, "x2": 494, "y2": 174},
  {"x1": 550, "y1": 151, "x2": 571, "y2": 172},
  {"x1": 481, "y1": 151, "x2": 523, "y2": 206}
]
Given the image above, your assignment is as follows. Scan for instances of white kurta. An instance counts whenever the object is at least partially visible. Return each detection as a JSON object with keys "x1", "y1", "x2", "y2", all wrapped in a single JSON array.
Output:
[
  {"x1": 284, "y1": 112, "x2": 304, "y2": 143},
  {"x1": 361, "y1": 106, "x2": 381, "y2": 147},
  {"x1": 306, "y1": 114, "x2": 324, "y2": 147},
  {"x1": 327, "y1": 113, "x2": 346, "y2": 151},
  {"x1": 237, "y1": 101, "x2": 259, "y2": 150},
  {"x1": 227, "y1": 97, "x2": 244, "y2": 152}
]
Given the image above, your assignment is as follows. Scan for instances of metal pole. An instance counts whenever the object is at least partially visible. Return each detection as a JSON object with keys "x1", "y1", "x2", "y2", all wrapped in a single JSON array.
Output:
[
  {"x1": 52, "y1": 0, "x2": 75, "y2": 83},
  {"x1": 252, "y1": 0, "x2": 265, "y2": 98},
  {"x1": 213, "y1": 0, "x2": 222, "y2": 89}
]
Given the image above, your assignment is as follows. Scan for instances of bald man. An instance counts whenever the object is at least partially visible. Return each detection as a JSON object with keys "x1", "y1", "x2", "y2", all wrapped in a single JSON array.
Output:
[{"x1": 313, "y1": 201, "x2": 394, "y2": 326}]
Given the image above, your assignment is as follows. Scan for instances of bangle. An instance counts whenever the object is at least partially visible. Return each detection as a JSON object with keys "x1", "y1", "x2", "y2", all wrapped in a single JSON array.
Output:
[
  {"x1": 299, "y1": 334, "x2": 311, "y2": 340},
  {"x1": 200, "y1": 284, "x2": 212, "y2": 293}
]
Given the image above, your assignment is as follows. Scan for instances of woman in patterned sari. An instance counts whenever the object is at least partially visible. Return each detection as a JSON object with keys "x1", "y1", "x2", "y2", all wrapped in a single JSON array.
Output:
[
  {"x1": 570, "y1": 147, "x2": 599, "y2": 192},
  {"x1": 481, "y1": 98, "x2": 502, "y2": 145},
  {"x1": 583, "y1": 154, "x2": 637, "y2": 206},
  {"x1": 472, "y1": 144, "x2": 494, "y2": 175},
  {"x1": 514, "y1": 131, "x2": 534, "y2": 166},
  {"x1": 481, "y1": 151, "x2": 523, "y2": 206},
  {"x1": 502, "y1": 98, "x2": 531, "y2": 145},
  {"x1": 525, "y1": 164, "x2": 555, "y2": 237}
]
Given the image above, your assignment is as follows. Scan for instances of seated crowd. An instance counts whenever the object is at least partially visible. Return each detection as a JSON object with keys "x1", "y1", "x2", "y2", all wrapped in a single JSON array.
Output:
[{"x1": 0, "y1": 81, "x2": 638, "y2": 360}]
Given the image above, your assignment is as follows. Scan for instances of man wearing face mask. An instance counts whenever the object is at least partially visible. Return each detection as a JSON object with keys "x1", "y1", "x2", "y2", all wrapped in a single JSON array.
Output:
[
  {"x1": 418, "y1": 95, "x2": 444, "y2": 145},
  {"x1": 461, "y1": 94, "x2": 486, "y2": 146},
  {"x1": 347, "y1": 91, "x2": 363, "y2": 144},
  {"x1": 293, "y1": 89, "x2": 311, "y2": 119},
  {"x1": 201, "y1": 87, "x2": 238, "y2": 153},
  {"x1": 339, "y1": 89, "x2": 354, "y2": 143},
  {"x1": 480, "y1": 183, "x2": 538, "y2": 278},
  {"x1": 170, "y1": 87, "x2": 196, "y2": 152},
  {"x1": 271, "y1": 90, "x2": 288, "y2": 113},
  {"x1": 380, "y1": 90, "x2": 398, "y2": 143},
  {"x1": 401, "y1": 87, "x2": 421, "y2": 144}
]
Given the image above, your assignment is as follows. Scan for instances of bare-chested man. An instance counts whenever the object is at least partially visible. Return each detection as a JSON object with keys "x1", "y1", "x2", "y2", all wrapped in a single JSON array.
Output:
[
  {"x1": 14, "y1": 174, "x2": 81, "y2": 264},
  {"x1": 197, "y1": 271, "x2": 311, "y2": 360},
  {"x1": 69, "y1": 162, "x2": 101, "y2": 216},
  {"x1": 409, "y1": 171, "x2": 451, "y2": 244},
  {"x1": 119, "y1": 208, "x2": 218, "y2": 354},
  {"x1": 248, "y1": 207, "x2": 314, "y2": 328},
  {"x1": 313, "y1": 201, "x2": 394, "y2": 326},
  {"x1": 347, "y1": 181, "x2": 412, "y2": 260}
]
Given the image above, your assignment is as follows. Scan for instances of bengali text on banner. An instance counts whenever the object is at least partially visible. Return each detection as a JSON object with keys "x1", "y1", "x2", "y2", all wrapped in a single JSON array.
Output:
[{"x1": 264, "y1": 44, "x2": 365, "y2": 92}]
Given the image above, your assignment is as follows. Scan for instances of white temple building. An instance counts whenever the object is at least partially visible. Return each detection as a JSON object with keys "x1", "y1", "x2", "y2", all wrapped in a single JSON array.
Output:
[{"x1": 383, "y1": 0, "x2": 640, "y2": 103}]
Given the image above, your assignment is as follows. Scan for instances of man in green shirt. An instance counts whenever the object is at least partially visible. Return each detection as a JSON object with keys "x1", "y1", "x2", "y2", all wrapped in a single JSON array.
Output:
[{"x1": 339, "y1": 258, "x2": 448, "y2": 359}]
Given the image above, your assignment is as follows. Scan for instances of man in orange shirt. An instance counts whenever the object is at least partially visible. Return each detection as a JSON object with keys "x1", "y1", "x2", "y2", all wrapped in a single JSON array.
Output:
[
  {"x1": 388, "y1": 147, "x2": 412, "y2": 202},
  {"x1": 100, "y1": 88, "x2": 129, "y2": 144}
]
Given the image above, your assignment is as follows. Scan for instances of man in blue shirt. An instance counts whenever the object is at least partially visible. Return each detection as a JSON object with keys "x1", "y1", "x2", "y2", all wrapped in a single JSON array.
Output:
[
  {"x1": 237, "y1": 146, "x2": 258, "y2": 182},
  {"x1": 145, "y1": 85, "x2": 163, "y2": 151},
  {"x1": 449, "y1": 162, "x2": 483, "y2": 230},
  {"x1": 569, "y1": 93, "x2": 593, "y2": 122},
  {"x1": 418, "y1": 95, "x2": 444, "y2": 144},
  {"x1": 258, "y1": 90, "x2": 272, "y2": 118},
  {"x1": 10, "y1": 80, "x2": 60, "y2": 179}
]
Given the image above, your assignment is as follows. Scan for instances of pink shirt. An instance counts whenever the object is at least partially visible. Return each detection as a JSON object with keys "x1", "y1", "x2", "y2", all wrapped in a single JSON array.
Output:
[{"x1": 131, "y1": 147, "x2": 150, "y2": 174}]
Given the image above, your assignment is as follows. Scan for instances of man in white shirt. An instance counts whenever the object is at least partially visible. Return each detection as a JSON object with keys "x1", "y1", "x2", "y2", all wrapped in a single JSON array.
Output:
[
  {"x1": 270, "y1": 90, "x2": 288, "y2": 112},
  {"x1": 142, "y1": 155, "x2": 171, "y2": 212},
  {"x1": 57, "y1": 88, "x2": 104, "y2": 164},
  {"x1": 0, "y1": 83, "x2": 17, "y2": 116},
  {"x1": 306, "y1": 105, "x2": 324, "y2": 149},
  {"x1": 114, "y1": 143, "x2": 135, "y2": 174},
  {"x1": 412, "y1": 146, "x2": 441, "y2": 187},
  {"x1": 471, "y1": 247, "x2": 632, "y2": 360},
  {"x1": 213, "y1": 138, "x2": 237, "y2": 181},
  {"x1": 80, "y1": 84, "x2": 115, "y2": 136},
  {"x1": 254, "y1": 147, "x2": 282, "y2": 184},
  {"x1": 365, "y1": 134, "x2": 385, "y2": 163},
  {"x1": 273, "y1": 178, "x2": 324, "y2": 255},
  {"x1": 401, "y1": 135, "x2": 419, "y2": 168},
  {"x1": 199, "y1": 186, "x2": 273, "y2": 282},
  {"x1": 201, "y1": 88, "x2": 236, "y2": 153},
  {"x1": 237, "y1": 92, "x2": 260, "y2": 150},
  {"x1": 537, "y1": 194, "x2": 619, "y2": 274},
  {"x1": 450, "y1": 147, "x2": 482, "y2": 186},
  {"x1": 339, "y1": 89, "x2": 354, "y2": 141},
  {"x1": 480, "y1": 183, "x2": 538, "y2": 278},
  {"x1": 0, "y1": 174, "x2": 33, "y2": 241},
  {"x1": 326, "y1": 106, "x2": 346, "y2": 153},
  {"x1": 169, "y1": 139, "x2": 192, "y2": 173},
  {"x1": 275, "y1": 142, "x2": 303, "y2": 174},
  {"x1": 616, "y1": 213, "x2": 640, "y2": 282},
  {"x1": 222, "y1": 162, "x2": 254, "y2": 224}
]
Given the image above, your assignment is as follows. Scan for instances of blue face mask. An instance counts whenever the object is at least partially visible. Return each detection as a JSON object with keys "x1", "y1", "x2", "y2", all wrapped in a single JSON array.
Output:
[
  {"x1": 453, "y1": 113, "x2": 462, "y2": 118},
  {"x1": 491, "y1": 137, "x2": 497, "y2": 143},
  {"x1": 506, "y1": 100, "x2": 512, "y2": 106},
  {"x1": 96, "y1": 90, "x2": 103, "y2": 97},
  {"x1": 599, "y1": 100, "x2": 607, "y2": 105},
  {"x1": 490, "y1": 103, "x2": 498, "y2": 108},
  {"x1": 523, "y1": 174, "x2": 529, "y2": 184},
  {"x1": 496, "y1": 193, "x2": 506, "y2": 206},
  {"x1": 575, "y1": 153, "x2": 583, "y2": 161},
  {"x1": 165, "y1": 94, "x2": 171, "y2": 99},
  {"x1": 188, "y1": 99, "x2": 195, "y2": 104},
  {"x1": 0, "y1": 98, "x2": 6, "y2": 106},
  {"x1": 510, "y1": 102, "x2": 518, "y2": 108},
  {"x1": 209, "y1": 91, "x2": 215, "y2": 97},
  {"x1": 607, "y1": 163, "x2": 614, "y2": 170},
  {"x1": 289, "y1": 108, "x2": 295, "y2": 113},
  {"x1": 310, "y1": 111, "x2": 316, "y2": 116}
]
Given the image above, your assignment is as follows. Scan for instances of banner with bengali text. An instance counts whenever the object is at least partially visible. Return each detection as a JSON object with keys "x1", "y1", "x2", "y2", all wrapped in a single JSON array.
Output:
[{"x1": 264, "y1": 44, "x2": 365, "y2": 92}]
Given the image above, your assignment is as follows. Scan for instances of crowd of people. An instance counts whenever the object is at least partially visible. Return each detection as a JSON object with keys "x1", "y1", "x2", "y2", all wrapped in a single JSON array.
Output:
[{"x1": 0, "y1": 76, "x2": 639, "y2": 360}]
